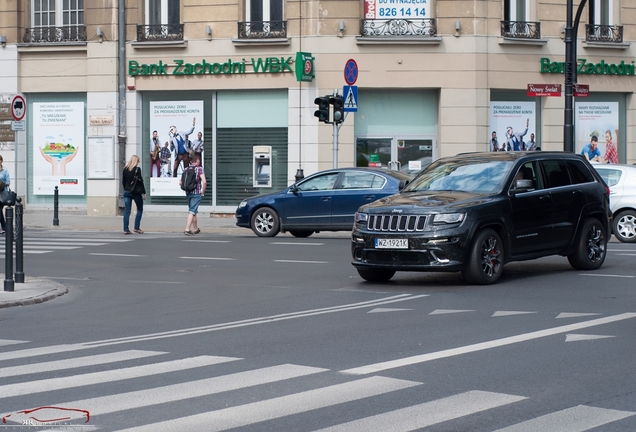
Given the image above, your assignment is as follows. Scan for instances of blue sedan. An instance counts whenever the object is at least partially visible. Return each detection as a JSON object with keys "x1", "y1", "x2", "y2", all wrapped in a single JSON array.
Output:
[{"x1": 235, "y1": 167, "x2": 412, "y2": 237}]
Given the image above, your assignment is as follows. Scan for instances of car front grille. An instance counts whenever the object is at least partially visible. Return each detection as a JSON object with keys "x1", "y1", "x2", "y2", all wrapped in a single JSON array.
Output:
[{"x1": 367, "y1": 214, "x2": 427, "y2": 232}]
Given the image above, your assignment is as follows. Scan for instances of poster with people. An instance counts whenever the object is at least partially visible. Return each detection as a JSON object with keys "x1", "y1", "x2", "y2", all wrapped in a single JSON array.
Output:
[
  {"x1": 149, "y1": 101, "x2": 204, "y2": 196},
  {"x1": 32, "y1": 102, "x2": 85, "y2": 195},
  {"x1": 575, "y1": 102, "x2": 619, "y2": 164},
  {"x1": 489, "y1": 102, "x2": 537, "y2": 152}
]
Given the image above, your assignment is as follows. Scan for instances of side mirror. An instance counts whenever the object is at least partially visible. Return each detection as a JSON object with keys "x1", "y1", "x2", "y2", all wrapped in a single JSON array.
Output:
[
  {"x1": 511, "y1": 179, "x2": 534, "y2": 193},
  {"x1": 398, "y1": 179, "x2": 410, "y2": 191},
  {"x1": 289, "y1": 184, "x2": 298, "y2": 194}
]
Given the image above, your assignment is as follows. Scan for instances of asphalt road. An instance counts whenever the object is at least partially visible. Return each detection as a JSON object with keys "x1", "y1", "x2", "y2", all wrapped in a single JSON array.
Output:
[{"x1": 1, "y1": 230, "x2": 635, "y2": 431}]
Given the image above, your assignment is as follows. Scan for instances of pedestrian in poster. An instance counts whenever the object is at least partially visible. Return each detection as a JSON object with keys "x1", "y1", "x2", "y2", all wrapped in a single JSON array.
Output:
[
  {"x1": 0, "y1": 155, "x2": 11, "y2": 235},
  {"x1": 190, "y1": 131, "x2": 204, "y2": 158},
  {"x1": 489, "y1": 131, "x2": 499, "y2": 152},
  {"x1": 169, "y1": 117, "x2": 196, "y2": 177},
  {"x1": 149, "y1": 130, "x2": 161, "y2": 177},
  {"x1": 506, "y1": 118, "x2": 529, "y2": 151},
  {"x1": 581, "y1": 135, "x2": 602, "y2": 162},
  {"x1": 525, "y1": 133, "x2": 537, "y2": 151},
  {"x1": 602, "y1": 129, "x2": 618, "y2": 164},
  {"x1": 180, "y1": 153, "x2": 206, "y2": 236},
  {"x1": 122, "y1": 155, "x2": 146, "y2": 235},
  {"x1": 159, "y1": 141, "x2": 172, "y2": 177}
]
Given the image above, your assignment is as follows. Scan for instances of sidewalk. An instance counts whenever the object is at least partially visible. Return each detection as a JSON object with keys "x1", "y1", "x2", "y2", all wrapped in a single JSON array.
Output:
[{"x1": 1, "y1": 210, "x2": 240, "y2": 309}]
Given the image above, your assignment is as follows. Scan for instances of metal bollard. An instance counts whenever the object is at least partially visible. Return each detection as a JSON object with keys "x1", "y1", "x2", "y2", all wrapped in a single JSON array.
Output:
[
  {"x1": 53, "y1": 185, "x2": 59, "y2": 226},
  {"x1": 14, "y1": 197, "x2": 24, "y2": 283},
  {"x1": 4, "y1": 206, "x2": 14, "y2": 292}
]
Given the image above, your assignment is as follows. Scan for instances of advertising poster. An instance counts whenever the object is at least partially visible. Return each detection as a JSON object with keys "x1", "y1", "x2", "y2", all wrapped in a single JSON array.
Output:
[
  {"x1": 33, "y1": 102, "x2": 85, "y2": 195},
  {"x1": 363, "y1": 0, "x2": 429, "y2": 19},
  {"x1": 489, "y1": 102, "x2": 537, "y2": 152},
  {"x1": 149, "y1": 101, "x2": 204, "y2": 197},
  {"x1": 575, "y1": 102, "x2": 619, "y2": 164}
]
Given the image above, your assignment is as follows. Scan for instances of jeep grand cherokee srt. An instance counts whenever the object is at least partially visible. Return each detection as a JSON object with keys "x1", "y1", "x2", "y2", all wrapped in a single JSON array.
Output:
[{"x1": 351, "y1": 152, "x2": 611, "y2": 285}]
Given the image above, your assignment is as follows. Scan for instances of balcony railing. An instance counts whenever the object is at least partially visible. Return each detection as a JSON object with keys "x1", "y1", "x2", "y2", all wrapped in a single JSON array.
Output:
[
  {"x1": 136, "y1": 24, "x2": 184, "y2": 42},
  {"x1": 585, "y1": 24, "x2": 623, "y2": 43},
  {"x1": 237, "y1": 21, "x2": 287, "y2": 39},
  {"x1": 360, "y1": 19, "x2": 437, "y2": 37},
  {"x1": 23, "y1": 26, "x2": 87, "y2": 43},
  {"x1": 500, "y1": 21, "x2": 541, "y2": 39}
]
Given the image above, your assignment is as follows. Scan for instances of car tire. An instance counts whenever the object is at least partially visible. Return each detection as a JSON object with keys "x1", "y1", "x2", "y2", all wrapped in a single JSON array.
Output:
[
  {"x1": 289, "y1": 230, "x2": 313, "y2": 238},
  {"x1": 461, "y1": 228, "x2": 504, "y2": 285},
  {"x1": 567, "y1": 218, "x2": 607, "y2": 270},
  {"x1": 356, "y1": 268, "x2": 395, "y2": 282},
  {"x1": 612, "y1": 210, "x2": 636, "y2": 243},
  {"x1": 250, "y1": 207, "x2": 280, "y2": 237}
]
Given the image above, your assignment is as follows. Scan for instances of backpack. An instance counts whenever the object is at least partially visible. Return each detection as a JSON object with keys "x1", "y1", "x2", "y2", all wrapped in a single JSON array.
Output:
[{"x1": 180, "y1": 166, "x2": 198, "y2": 193}]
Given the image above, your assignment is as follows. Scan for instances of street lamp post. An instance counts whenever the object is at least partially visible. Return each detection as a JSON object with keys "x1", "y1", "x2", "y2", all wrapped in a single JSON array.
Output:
[{"x1": 563, "y1": 0, "x2": 588, "y2": 152}]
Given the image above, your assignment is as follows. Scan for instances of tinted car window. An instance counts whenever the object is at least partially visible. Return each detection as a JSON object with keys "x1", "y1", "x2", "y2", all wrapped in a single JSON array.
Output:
[
  {"x1": 340, "y1": 172, "x2": 386, "y2": 189},
  {"x1": 541, "y1": 159, "x2": 570, "y2": 188},
  {"x1": 511, "y1": 161, "x2": 541, "y2": 191},
  {"x1": 405, "y1": 160, "x2": 513, "y2": 193},
  {"x1": 566, "y1": 159, "x2": 595, "y2": 184},
  {"x1": 296, "y1": 173, "x2": 339, "y2": 191},
  {"x1": 595, "y1": 167, "x2": 622, "y2": 187}
]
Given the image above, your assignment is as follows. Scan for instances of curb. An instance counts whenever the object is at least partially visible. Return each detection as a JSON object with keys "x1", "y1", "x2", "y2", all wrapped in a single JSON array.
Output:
[{"x1": 0, "y1": 282, "x2": 69, "y2": 309}]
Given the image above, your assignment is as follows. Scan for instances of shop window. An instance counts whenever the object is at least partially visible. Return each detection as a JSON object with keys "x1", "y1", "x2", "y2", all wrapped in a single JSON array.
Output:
[
  {"x1": 239, "y1": 0, "x2": 285, "y2": 38},
  {"x1": 26, "y1": 0, "x2": 85, "y2": 42},
  {"x1": 501, "y1": 0, "x2": 540, "y2": 39},
  {"x1": 586, "y1": 0, "x2": 622, "y2": 42},
  {"x1": 139, "y1": 0, "x2": 183, "y2": 41}
]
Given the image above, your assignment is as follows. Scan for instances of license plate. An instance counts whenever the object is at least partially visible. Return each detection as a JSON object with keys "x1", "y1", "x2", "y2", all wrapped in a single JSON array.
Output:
[{"x1": 375, "y1": 238, "x2": 408, "y2": 249}]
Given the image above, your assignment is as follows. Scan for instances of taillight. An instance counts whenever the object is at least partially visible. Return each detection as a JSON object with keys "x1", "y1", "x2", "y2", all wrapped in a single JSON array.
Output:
[{"x1": 606, "y1": 186, "x2": 611, "y2": 195}]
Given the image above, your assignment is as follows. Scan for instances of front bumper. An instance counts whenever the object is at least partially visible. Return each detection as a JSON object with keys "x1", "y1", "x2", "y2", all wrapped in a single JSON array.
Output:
[{"x1": 350, "y1": 227, "x2": 470, "y2": 272}]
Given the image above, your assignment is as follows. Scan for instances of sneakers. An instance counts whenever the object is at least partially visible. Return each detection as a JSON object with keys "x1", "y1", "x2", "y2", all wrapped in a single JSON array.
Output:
[
  {"x1": 184, "y1": 230, "x2": 194, "y2": 236},
  {"x1": 193, "y1": 228, "x2": 201, "y2": 235},
  {"x1": 124, "y1": 231, "x2": 132, "y2": 235}
]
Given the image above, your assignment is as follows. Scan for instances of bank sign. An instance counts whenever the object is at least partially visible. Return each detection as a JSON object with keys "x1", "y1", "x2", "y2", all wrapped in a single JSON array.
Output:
[
  {"x1": 540, "y1": 57, "x2": 635, "y2": 76},
  {"x1": 130, "y1": 57, "x2": 295, "y2": 77}
]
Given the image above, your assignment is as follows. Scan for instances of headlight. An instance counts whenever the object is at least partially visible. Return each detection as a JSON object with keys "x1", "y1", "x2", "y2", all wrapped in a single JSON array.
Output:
[
  {"x1": 355, "y1": 212, "x2": 368, "y2": 223},
  {"x1": 433, "y1": 213, "x2": 465, "y2": 225},
  {"x1": 238, "y1": 201, "x2": 248, "y2": 208}
]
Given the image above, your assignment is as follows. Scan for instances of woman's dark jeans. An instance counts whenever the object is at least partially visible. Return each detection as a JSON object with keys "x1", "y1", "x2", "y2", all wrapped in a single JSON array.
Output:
[{"x1": 123, "y1": 190, "x2": 143, "y2": 231}]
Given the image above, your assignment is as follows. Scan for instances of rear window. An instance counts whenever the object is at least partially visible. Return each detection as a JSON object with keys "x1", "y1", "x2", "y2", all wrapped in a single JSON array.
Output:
[
  {"x1": 595, "y1": 168, "x2": 622, "y2": 187},
  {"x1": 541, "y1": 159, "x2": 570, "y2": 188},
  {"x1": 566, "y1": 159, "x2": 595, "y2": 184}
]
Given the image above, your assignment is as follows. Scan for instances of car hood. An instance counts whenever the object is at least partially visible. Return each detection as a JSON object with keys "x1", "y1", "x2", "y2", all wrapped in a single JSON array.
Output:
[
  {"x1": 243, "y1": 189, "x2": 288, "y2": 203},
  {"x1": 361, "y1": 191, "x2": 494, "y2": 212}
]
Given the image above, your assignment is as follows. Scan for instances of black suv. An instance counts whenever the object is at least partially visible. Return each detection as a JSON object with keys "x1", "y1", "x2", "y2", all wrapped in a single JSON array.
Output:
[{"x1": 351, "y1": 152, "x2": 611, "y2": 284}]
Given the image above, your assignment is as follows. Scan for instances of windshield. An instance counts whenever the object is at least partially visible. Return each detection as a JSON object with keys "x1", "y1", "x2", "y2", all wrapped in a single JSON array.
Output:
[{"x1": 404, "y1": 160, "x2": 513, "y2": 193}]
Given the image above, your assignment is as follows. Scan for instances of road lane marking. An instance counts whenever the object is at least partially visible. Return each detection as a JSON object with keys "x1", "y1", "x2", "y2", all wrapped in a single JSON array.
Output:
[
  {"x1": 565, "y1": 333, "x2": 615, "y2": 342},
  {"x1": 0, "y1": 356, "x2": 239, "y2": 399},
  {"x1": 271, "y1": 242, "x2": 324, "y2": 246},
  {"x1": 556, "y1": 312, "x2": 601, "y2": 319},
  {"x1": 493, "y1": 405, "x2": 636, "y2": 431},
  {"x1": 492, "y1": 311, "x2": 537, "y2": 317},
  {"x1": 274, "y1": 259, "x2": 328, "y2": 264},
  {"x1": 578, "y1": 273, "x2": 634, "y2": 278},
  {"x1": 616, "y1": 253, "x2": 636, "y2": 256},
  {"x1": 49, "y1": 364, "x2": 328, "y2": 417},
  {"x1": 20, "y1": 238, "x2": 133, "y2": 242},
  {"x1": 89, "y1": 253, "x2": 146, "y2": 257},
  {"x1": 183, "y1": 240, "x2": 231, "y2": 243},
  {"x1": 0, "y1": 339, "x2": 28, "y2": 347},
  {"x1": 340, "y1": 312, "x2": 636, "y2": 375},
  {"x1": 429, "y1": 309, "x2": 475, "y2": 315},
  {"x1": 313, "y1": 391, "x2": 527, "y2": 432},
  {"x1": 179, "y1": 256, "x2": 236, "y2": 260},
  {"x1": 20, "y1": 242, "x2": 107, "y2": 246},
  {"x1": 117, "y1": 376, "x2": 421, "y2": 432}
]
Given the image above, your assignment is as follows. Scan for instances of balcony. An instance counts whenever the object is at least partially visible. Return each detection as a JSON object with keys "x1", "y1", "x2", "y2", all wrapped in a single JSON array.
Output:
[
  {"x1": 237, "y1": 21, "x2": 287, "y2": 39},
  {"x1": 136, "y1": 24, "x2": 184, "y2": 42},
  {"x1": 360, "y1": 18, "x2": 437, "y2": 37},
  {"x1": 23, "y1": 26, "x2": 87, "y2": 43},
  {"x1": 585, "y1": 24, "x2": 623, "y2": 43},
  {"x1": 500, "y1": 21, "x2": 541, "y2": 39}
]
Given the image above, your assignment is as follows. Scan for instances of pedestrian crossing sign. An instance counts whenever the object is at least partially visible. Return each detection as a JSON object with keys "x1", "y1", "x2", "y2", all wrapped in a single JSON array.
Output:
[{"x1": 343, "y1": 85, "x2": 358, "y2": 112}]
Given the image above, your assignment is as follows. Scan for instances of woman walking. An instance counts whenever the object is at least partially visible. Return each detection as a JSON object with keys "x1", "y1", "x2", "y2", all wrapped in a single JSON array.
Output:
[
  {"x1": 0, "y1": 155, "x2": 10, "y2": 235},
  {"x1": 122, "y1": 155, "x2": 146, "y2": 235}
]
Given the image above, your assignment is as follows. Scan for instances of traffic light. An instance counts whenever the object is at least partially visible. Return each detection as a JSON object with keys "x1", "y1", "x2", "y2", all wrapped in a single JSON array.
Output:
[
  {"x1": 314, "y1": 96, "x2": 330, "y2": 123},
  {"x1": 330, "y1": 94, "x2": 344, "y2": 124}
]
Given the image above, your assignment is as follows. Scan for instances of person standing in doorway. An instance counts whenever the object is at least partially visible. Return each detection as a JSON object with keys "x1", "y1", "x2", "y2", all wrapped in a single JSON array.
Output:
[
  {"x1": 0, "y1": 155, "x2": 11, "y2": 235},
  {"x1": 180, "y1": 153, "x2": 206, "y2": 236},
  {"x1": 122, "y1": 155, "x2": 146, "y2": 235}
]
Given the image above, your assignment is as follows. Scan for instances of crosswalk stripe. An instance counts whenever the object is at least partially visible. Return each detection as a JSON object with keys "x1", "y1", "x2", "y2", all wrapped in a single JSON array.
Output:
[
  {"x1": 313, "y1": 390, "x2": 527, "y2": 431},
  {"x1": 20, "y1": 242, "x2": 108, "y2": 246},
  {"x1": 0, "y1": 355, "x2": 239, "y2": 399},
  {"x1": 0, "y1": 339, "x2": 29, "y2": 347},
  {"x1": 0, "y1": 350, "x2": 167, "y2": 378},
  {"x1": 52, "y1": 364, "x2": 328, "y2": 417},
  {"x1": 0, "y1": 344, "x2": 92, "y2": 362},
  {"x1": 117, "y1": 376, "x2": 421, "y2": 432},
  {"x1": 13, "y1": 238, "x2": 133, "y2": 242},
  {"x1": 4, "y1": 245, "x2": 82, "y2": 250},
  {"x1": 493, "y1": 405, "x2": 636, "y2": 431},
  {"x1": 0, "y1": 250, "x2": 52, "y2": 255}
]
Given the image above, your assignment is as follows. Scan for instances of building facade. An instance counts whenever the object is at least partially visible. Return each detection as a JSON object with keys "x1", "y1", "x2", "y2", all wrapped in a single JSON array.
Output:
[{"x1": 0, "y1": 0, "x2": 634, "y2": 215}]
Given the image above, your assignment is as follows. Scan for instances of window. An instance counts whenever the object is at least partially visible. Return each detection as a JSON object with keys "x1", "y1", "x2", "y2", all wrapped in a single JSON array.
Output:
[
  {"x1": 146, "y1": 0, "x2": 180, "y2": 34},
  {"x1": 541, "y1": 160, "x2": 571, "y2": 188},
  {"x1": 296, "y1": 173, "x2": 339, "y2": 192},
  {"x1": 566, "y1": 160, "x2": 595, "y2": 184},
  {"x1": 247, "y1": 0, "x2": 283, "y2": 24},
  {"x1": 504, "y1": 0, "x2": 528, "y2": 23},
  {"x1": 340, "y1": 172, "x2": 387, "y2": 190},
  {"x1": 32, "y1": 0, "x2": 84, "y2": 28},
  {"x1": 589, "y1": 0, "x2": 612, "y2": 26}
]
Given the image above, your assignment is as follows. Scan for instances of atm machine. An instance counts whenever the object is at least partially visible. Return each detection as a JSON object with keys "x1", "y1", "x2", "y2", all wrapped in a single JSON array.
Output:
[{"x1": 253, "y1": 146, "x2": 272, "y2": 187}]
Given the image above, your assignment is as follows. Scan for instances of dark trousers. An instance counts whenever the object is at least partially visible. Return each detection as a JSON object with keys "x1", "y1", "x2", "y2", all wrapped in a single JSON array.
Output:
[
  {"x1": 149, "y1": 154, "x2": 161, "y2": 177},
  {"x1": 0, "y1": 204, "x2": 5, "y2": 232},
  {"x1": 123, "y1": 191, "x2": 143, "y2": 232},
  {"x1": 173, "y1": 153, "x2": 190, "y2": 177}
]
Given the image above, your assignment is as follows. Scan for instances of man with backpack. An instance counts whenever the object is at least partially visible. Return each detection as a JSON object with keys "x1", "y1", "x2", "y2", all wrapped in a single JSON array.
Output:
[{"x1": 179, "y1": 153, "x2": 206, "y2": 236}]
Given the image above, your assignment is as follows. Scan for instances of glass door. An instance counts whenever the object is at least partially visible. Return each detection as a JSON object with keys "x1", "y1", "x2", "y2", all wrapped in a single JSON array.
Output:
[{"x1": 356, "y1": 137, "x2": 434, "y2": 175}]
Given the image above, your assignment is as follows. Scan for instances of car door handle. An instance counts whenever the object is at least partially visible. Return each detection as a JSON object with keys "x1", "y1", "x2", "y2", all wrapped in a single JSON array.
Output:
[
  {"x1": 364, "y1": 195, "x2": 376, "y2": 200},
  {"x1": 322, "y1": 197, "x2": 331, "y2": 202},
  {"x1": 539, "y1": 195, "x2": 551, "y2": 201}
]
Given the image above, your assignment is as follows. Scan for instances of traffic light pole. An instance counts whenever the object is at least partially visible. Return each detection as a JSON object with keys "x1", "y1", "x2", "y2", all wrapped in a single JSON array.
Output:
[
  {"x1": 564, "y1": 0, "x2": 587, "y2": 152},
  {"x1": 332, "y1": 121, "x2": 338, "y2": 168}
]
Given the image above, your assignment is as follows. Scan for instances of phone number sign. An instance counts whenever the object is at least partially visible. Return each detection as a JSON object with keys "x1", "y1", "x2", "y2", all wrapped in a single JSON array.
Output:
[{"x1": 364, "y1": 0, "x2": 429, "y2": 19}]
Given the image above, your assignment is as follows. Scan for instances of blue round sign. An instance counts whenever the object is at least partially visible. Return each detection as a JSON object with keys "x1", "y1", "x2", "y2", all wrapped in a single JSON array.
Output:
[{"x1": 344, "y1": 59, "x2": 358, "y2": 85}]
